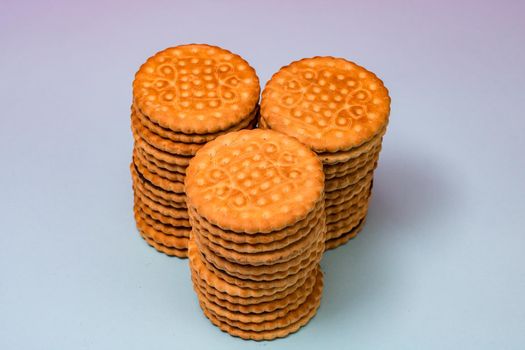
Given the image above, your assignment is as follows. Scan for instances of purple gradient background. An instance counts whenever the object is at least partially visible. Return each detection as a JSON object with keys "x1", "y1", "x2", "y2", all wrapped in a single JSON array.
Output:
[{"x1": 1, "y1": 0, "x2": 524, "y2": 349}]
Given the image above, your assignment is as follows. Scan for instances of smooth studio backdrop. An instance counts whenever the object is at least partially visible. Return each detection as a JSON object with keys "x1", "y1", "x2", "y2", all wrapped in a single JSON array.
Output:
[{"x1": 1, "y1": 0, "x2": 524, "y2": 349}]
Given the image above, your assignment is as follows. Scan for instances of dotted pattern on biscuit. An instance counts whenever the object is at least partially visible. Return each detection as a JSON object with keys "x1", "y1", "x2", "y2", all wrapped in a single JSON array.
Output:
[
  {"x1": 185, "y1": 129, "x2": 324, "y2": 233},
  {"x1": 261, "y1": 56, "x2": 390, "y2": 152},
  {"x1": 133, "y1": 44, "x2": 260, "y2": 134}
]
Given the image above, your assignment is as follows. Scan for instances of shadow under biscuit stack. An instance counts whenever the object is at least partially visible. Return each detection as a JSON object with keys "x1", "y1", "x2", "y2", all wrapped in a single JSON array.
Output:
[
  {"x1": 260, "y1": 57, "x2": 391, "y2": 250},
  {"x1": 130, "y1": 44, "x2": 260, "y2": 257},
  {"x1": 185, "y1": 129, "x2": 326, "y2": 340}
]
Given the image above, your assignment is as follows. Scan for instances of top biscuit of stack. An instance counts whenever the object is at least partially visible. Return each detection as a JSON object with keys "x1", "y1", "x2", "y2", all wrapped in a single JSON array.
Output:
[
  {"x1": 185, "y1": 129, "x2": 325, "y2": 233},
  {"x1": 260, "y1": 56, "x2": 390, "y2": 152},
  {"x1": 133, "y1": 44, "x2": 260, "y2": 135}
]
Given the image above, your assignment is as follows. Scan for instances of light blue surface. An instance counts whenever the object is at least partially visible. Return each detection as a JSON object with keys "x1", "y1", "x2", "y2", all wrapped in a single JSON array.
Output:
[{"x1": 1, "y1": 0, "x2": 524, "y2": 349}]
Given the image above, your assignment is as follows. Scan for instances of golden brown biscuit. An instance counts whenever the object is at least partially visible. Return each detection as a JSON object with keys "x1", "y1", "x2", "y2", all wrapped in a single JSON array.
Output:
[
  {"x1": 191, "y1": 267, "x2": 319, "y2": 313},
  {"x1": 187, "y1": 201, "x2": 323, "y2": 245},
  {"x1": 315, "y1": 126, "x2": 386, "y2": 165},
  {"x1": 133, "y1": 148, "x2": 186, "y2": 182},
  {"x1": 131, "y1": 163, "x2": 186, "y2": 202},
  {"x1": 199, "y1": 270, "x2": 322, "y2": 340},
  {"x1": 194, "y1": 215, "x2": 324, "y2": 267},
  {"x1": 134, "y1": 196, "x2": 190, "y2": 227},
  {"x1": 196, "y1": 268, "x2": 322, "y2": 325},
  {"x1": 324, "y1": 155, "x2": 378, "y2": 192},
  {"x1": 325, "y1": 195, "x2": 369, "y2": 218},
  {"x1": 326, "y1": 201, "x2": 368, "y2": 225},
  {"x1": 189, "y1": 208, "x2": 323, "y2": 254},
  {"x1": 131, "y1": 113, "x2": 203, "y2": 156},
  {"x1": 192, "y1": 278, "x2": 310, "y2": 315},
  {"x1": 185, "y1": 129, "x2": 325, "y2": 233},
  {"x1": 259, "y1": 58, "x2": 389, "y2": 250},
  {"x1": 136, "y1": 146, "x2": 188, "y2": 174},
  {"x1": 132, "y1": 179, "x2": 186, "y2": 209},
  {"x1": 135, "y1": 103, "x2": 259, "y2": 144},
  {"x1": 190, "y1": 263, "x2": 316, "y2": 306},
  {"x1": 134, "y1": 208, "x2": 191, "y2": 238},
  {"x1": 135, "y1": 146, "x2": 186, "y2": 175},
  {"x1": 136, "y1": 216, "x2": 189, "y2": 248},
  {"x1": 189, "y1": 238, "x2": 313, "y2": 298},
  {"x1": 195, "y1": 242, "x2": 321, "y2": 289},
  {"x1": 325, "y1": 180, "x2": 372, "y2": 209},
  {"x1": 326, "y1": 208, "x2": 368, "y2": 241},
  {"x1": 132, "y1": 180, "x2": 186, "y2": 211},
  {"x1": 133, "y1": 159, "x2": 185, "y2": 193},
  {"x1": 133, "y1": 193, "x2": 188, "y2": 219},
  {"x1": 196, "y1": 237, "x2": 323, "y2": 284},
  {"x1": 132, "y1": 181, "x2": 186, "y2": 209},
  {"x1": 260, "y1": 57, "x2": 390, "y2": 153},
  {"x1": 138, "y1": 230, "x2": 188, "y2": 258},
  {"x1": 325, "y1": 218, "x2": 367, "y2": 250},
  {"x1": 324, "y1": 170, "x2": 373, "y2": 197},
  {"x1": 323, "y1": 144, "x2": 381, "y2": 180},
  {"x1": 134, "y1": 134, "x2": 193, "y2": 167},
  {"x1": 197, "y1": 285, "x2": 304, "y2": 325},
  {"x1": 133, "y1": 44, "x2": 260, "y2": 134}
]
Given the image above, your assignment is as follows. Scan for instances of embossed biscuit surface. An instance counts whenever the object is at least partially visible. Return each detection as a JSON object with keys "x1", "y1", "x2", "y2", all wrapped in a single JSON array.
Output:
[
  {"x1": 185, "y1": 129, "x2": 324, "y2": 233},
  {"x1": 133, "y1": 44, "x2": 260, "y2": 134},
  {"x1": 261, "y1": 56, "x2": 390, "y2": 152}
]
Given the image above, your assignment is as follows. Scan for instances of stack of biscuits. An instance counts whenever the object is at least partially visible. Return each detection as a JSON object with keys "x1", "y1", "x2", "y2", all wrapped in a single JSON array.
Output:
[
  {"x1": 260, "y1": 57, "x2": 390, "y2": 250},
  {"x1": 185, "y1": 129, "x2": 326, "y2": 340},
  {"x1": 130, "y1": 44, "x2": 260, "y2": 257}
]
